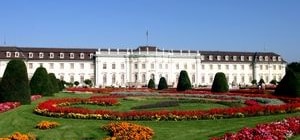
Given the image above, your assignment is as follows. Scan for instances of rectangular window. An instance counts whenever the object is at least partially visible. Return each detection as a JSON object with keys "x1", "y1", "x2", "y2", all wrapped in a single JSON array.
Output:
[
  {"x1": 49, "y1": 63, "x2": 54, "y2": 69},
  {"x1": 49, "y1": 53, "x2": 54, "y2": 58},
  {"x1": 121, "y1": 63, "x2": 124, "y2": 69},
  {"x1": 151, "y1": 63, "x2": 154, "y2": 69},
  {"x1": 90, "y1": 63, "x2": 94, "y2": 69},
  {"x1": 80, "y1": 63, "x2": 84, "y2": 69},
  {"x1": 210, "y1": 64, "x2": 213, "y2": 70},
  {"x1": 192, "y1": 64, "x2": 195, "y2": 69},
  {"x1": 142, "y1": 64, "x2": 146, "y2": 69},
  {"x1": 112, "y1": 64, "x2": 116, "y2": 69},
  {"x1": 202, "y1": 65, "x2": 205, "y2": 70},
  {"x1": 70, "y1": 53, "x2": 74, "y2": 59},
  {"x1": 218, "y1": 65, "x2": 221, "y2": 70},
  {"x1": 135, "y1": 63, "x2": 138, "y2": 69},
  {"x1": 80, "y1": 53, "x2": 84, "y2": 59},
  {"x1": 39, "y1": 52, "x2": 44, "y2": 58},
  {"x1": 241, "y1": 65, "x2": 244, "y2": 70},
  {"x1": 15, "y1": 52, "x2": 19, "y2": 57},
  {"x1": 60, "y1": 63, "x2": 64, "y2": 69},
  {"x1": 165, "y1": 64, "x2": 168, "y2": 69},
  {"x1": 233, "y1": 65, "x2": 237, "y2": 70},
  {"x1": 273, "y1": 65, "x2": 277, "y2": 70},
  {"x1": 29, "y1": 63, "x2": 33, "y2": 69},
  {"x1": 39, "y1": 63, "x2": 43, "y2": 67},
  {"x1": 6, "y1": 52, "x2": 11, "y2": 57},
  {"x1": 184, "y1": 64, "x2": 187, "y2": 69},
  {"x1": 159, "y1": 64, "x2": 162, "y2": 69},
  {"x1": 59, "y1": 53, "x2": 64, "y2": 59},
  {"x1": 176, "y1": 64, "x2": 179, "y2": 69},
  {"x1": 70, "y1": 63, "x2": 74, "y2": 69},
  {"x1": 103, "y1": 63, "x2": 107, "y2": 69},
  {"x1": 29, "y1": 52, "x2": 34, "y2": 58},
  {"x1": 226, "y1": 65, "x2": 229, "y2": 70}
]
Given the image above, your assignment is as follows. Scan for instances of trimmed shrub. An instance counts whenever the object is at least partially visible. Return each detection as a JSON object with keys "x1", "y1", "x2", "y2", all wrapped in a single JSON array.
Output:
[
  {"x1": 84, "y1": 79, "x2": 92, "y2": 87},
  {"x1": 30, "y1": 67, "x2": 53, "y2": 96},
  {"x1": 176, "y1": 70, "x2": 192, "y2": 91},
  {"x1": 147, "y1": 79, "x2": 155, "y2": 89},
  {"x1": 74, "y1": 81, "x2": 80, "y2": 87},
  {"x1": 251, "y1": 79, "x2": 257, "y2": 85},
  {"x1": 57, "y1": 79, "x2": 65, "y2": 91},
  {"x1": 258, "y1": 79, "x2": 265, "y2": 86},
  {"x1": 270, "y1": 79, "x2": 278, "y2": 85},
  {"x1": 274, "y1": 69, "x2": 300, "y2": 97},
  {"x1": 211, "y1": 72, "x2": 229, "y2": 93},
  {"x1": 158, "y1": 77, "x2": 168, "y2": 90},
  {"x1": 0, "y1": 59, "x2": 31, "y2": 104},
  {"x1": 48, "y1": 73, "x2": 59, "y2": 94}
]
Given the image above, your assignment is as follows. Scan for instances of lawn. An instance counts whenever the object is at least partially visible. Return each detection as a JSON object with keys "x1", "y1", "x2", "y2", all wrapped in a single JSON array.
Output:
[{"x1": 0, "y1": 92, "x2": 299, "y2": 140}]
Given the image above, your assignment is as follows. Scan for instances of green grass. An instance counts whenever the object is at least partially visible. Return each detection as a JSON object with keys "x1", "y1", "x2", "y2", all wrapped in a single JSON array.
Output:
[
  {"x1": 0, "y1": 92, "x2": 299, "y2": 140},
  {"x1": 70, "y1": 98, "x2": 228, "y2": 111}
]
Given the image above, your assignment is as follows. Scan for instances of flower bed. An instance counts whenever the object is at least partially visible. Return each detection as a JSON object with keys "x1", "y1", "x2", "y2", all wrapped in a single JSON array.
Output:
[
  {"x1": 211, "y1": 117, "x2": 300, "y2": 140},
  {"x1": 34, "y1": 94, "x2": 300, "y2": 121},
  {"x1": 0, "y1": 102, "x2": 20, "y2": 113},
  {"x1": 36, "y1": 121, "x2": 60, "y2": 129},
  {"x1": 31, "y1": 95, "x2": 42, "y2": 101},
  {"x1": 0, "y1": 132, "x2": 36, "y2": 140},
  {"x1": 102, "y1": 122, "x2": 154, "y2": 140}
]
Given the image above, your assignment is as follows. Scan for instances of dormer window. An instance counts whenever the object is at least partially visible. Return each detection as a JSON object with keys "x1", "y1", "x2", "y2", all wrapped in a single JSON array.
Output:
[
  {"x1": 278, "y1": 56, "x2": 281, "y2": 61},
  {"x1": 272, "y1": 56, "x2": 276, "y2": 61},
  {"x1": 49, "y1": 53, "x2": 54, "y2": 58},
  {"x1": 6, "y1": 52, "x2": 11, "y2": 57},
  {"x1": 15, "y1": 52, "x2": 20, "y2": 57},
  {"x1": 59, "y1": 53, "x2": 64, "y2": 58},
  {"x1": 39, "y1": 52, "x2": 44, "y2": 58},
  {"x1": 89, "y1": 53, "x2": 94, "y2": 59},
  {"x1": 225, "y1": 55, "x2": 229, "y2": 61},
  {"x1": 201, "y1": 55, "x2": 205, "y2": 60},
  {"x1": 70, "y1": 53, "x2": 74, "y2": 59},
  {"x1": 209, "y1": 55, "x2": 213, "y2": 61},
  {"x1": 80, "y1": 53, "x2": 84, "y2": 59},
  {"x1": 264, "y1": 56, "x2": 269, "y2": 61},
  {"x1": 28, "y1": 52, "x2": 33, "y2": 58},
  {"x1": 233, "y1": 56, "x2": 237, "y2": 61},
  {"x1": 259, "y1": 56, "x2": 263, "y2": 61},
  {"x1": 217, "y1": 55, "x2": 221, "y2": 61},
  {"x1": 248, "y1": 56, "x2": 253, "y2": 61},
  {"x1": 241, "y1": 56, "x2": 244, "y2": 61}
]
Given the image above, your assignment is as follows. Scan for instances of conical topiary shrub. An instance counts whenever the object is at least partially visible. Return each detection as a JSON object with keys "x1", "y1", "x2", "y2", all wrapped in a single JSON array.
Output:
[
  {"x1": 0, "y1": 59, "x2": 31, "y2": 104},
  {"x1": 158, "y1": 77, "x2": 168, "y2": 90},
  {"x1": 48, "y1": 73, "x2": 59, "y2": 94},
  {"x1": 274, "y1": 69, "x2": 300, "y2": 97},
  {"x1": 147, "y1": 79, "x2": 155, "y2": 89},
  {"x1": 211, "y1": 72, "x2": 229, "y2": 93},
  {"x1": 176, "y1": 70, "x2": 192, "y2": 91},
  {"x1": 30, "y1": 67, "x2": 53, "y2": 96}
]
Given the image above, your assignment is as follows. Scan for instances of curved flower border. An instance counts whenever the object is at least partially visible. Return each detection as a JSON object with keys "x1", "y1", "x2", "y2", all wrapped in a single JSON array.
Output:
[{"x1": 34, "y1": 95, "x2": 300, "y2": 121}]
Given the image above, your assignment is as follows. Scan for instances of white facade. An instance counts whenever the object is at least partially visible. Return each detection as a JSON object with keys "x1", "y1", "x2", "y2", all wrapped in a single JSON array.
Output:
[{"x1": 0, "y1": 46, "x2": 286, "y2": 88}]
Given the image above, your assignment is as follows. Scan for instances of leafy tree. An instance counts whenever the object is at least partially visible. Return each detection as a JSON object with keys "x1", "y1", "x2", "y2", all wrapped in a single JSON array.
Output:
[
  {"x1": 0, "y1": 59, "x2": 31, "y2": 104},
  {"x1": 270, "y1": 79, "x2": 278, "y2": 85},
  {"x1": 176, "y1": 70, "x2": 192, "y2": 91},
  {"x1": 57, "y1": 79, "x2": 65, "y2": 91},
  {"x1": 274, "y1": 69, "x2": 300, "y2": 97},
  {"x1": 84, "y1": 79, "x2": 93, "y2": 87},
  {"x1": 74, "y1": 81, "x2": 80, "y2": 87},
  {"x1": 251, "y1": 79, "x2": 257, "y2": 85},
  {"x1": 30, "y1": 67, "x2": 53, "y2": 96},
  {"x1": 211, "y1": 72, "x2": 229, "y2": 93},
  {"x1": 258, "y1": 79, "x2": 265, "y2": 86},
  {"x1": 147, "y1": 79, "x2": 155, "y2": 89},
  {"x1": 48, "y1": 73, "x2": 59, "y2": 93},
  {"x1": 158, "y1": 77, "x2": 168, "y2": 90},
  {"x1": 287, "y1": 62, "x2": 300, "y2": 72}
]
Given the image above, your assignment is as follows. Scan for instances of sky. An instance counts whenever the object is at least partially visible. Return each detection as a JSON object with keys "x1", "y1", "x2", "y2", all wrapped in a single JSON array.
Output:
[{"x1": 0, "y1": 0, "x2": 299, "y2": 62}]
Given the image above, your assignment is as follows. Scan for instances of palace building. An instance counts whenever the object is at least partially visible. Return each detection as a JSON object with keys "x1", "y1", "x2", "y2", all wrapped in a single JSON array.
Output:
[{"x1": 0, "y1": 46, "x2": 286, "y2": 88}]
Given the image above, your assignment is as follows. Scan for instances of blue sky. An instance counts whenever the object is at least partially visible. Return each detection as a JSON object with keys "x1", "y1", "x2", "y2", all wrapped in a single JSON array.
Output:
[{"x1": 0, "y1": 0, "x2": 299, "y2": 62}]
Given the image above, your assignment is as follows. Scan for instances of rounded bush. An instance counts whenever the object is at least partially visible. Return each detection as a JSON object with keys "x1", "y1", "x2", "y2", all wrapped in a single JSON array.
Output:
[
  {"x1": 211, "y1": 72, "x2": 229, "y2": 93},
  {"x1": 158, "y1": 77, "x2": 168, "y2": 90},
  {"x1": 30, "y1": 67, "x2": 53, "y2": 96},
  {"x1": 0, "y1": 59, "x2": 31, "y2": 104},
  {"x1": 147, "y1": 79, "x2": 155, "y2": 89},
  {"x1": 176, "y1": 70, "x2": 192, "y2": 91}
]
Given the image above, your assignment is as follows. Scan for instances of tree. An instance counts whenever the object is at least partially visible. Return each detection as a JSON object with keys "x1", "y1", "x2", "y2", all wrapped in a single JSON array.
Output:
[
  {"x1": 0, "y1": 59, "x2": 31, "y2": 104},
  {"x1": 48, "y1": 73, "x2": 59, "y2": 93},
  {"x1": 158, "y1": 77, "x2": 168, "y2": 90},
  {"x1": 84, "y1": 79, "x2": 93, "y2": 87},
  {"x1": 74, "y1": 81, "x2": 80, "y2": 87},
  {"x1": 211, "y1": 72, "x2": 229, "y2": 93},
  {"x1": 30, "y1": 67, "x2": 53, "y2": 96},
  {"x1": 270, "y1": 79, "x2": 278, "y2": 85},
  {"x1": 274, "y1": 69, "x2": 300, "y2": 97},
  {"x1": 251, "y1": 79, "x2": 257, "y2": 85},
  {"x1": 147, "y1": 79, "x2": 155, "y2": 89},
  {"x1": 287, "y1": 62, "x2": 300, "y2": 72},
  {"x1": 176, "y1": 70, "x2": 192, "y2": 91},
  {"x1": 57, "y1": 79, "x2": 65, "y2": 91},
  {"x1": 258, "y1": 79, "x2": 265, "y2": 86}
]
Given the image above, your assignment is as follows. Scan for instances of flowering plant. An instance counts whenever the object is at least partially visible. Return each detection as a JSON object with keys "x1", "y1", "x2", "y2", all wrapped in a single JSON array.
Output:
[
  {"x1": 211, "y1": 117, "x2": 300, "y2": 140},
  {"x1": 0, "y1": 132, "x2": 36, "y2": 140},
  {"x1": 0, "y1": 102, "x2": 20, "y2": 113},
  {"x1": 36, "y1": 120, "x2": 60, "y2": 129},
  {"x1": 102, "y1": 122, "x2": 154, "y2": 140}
]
